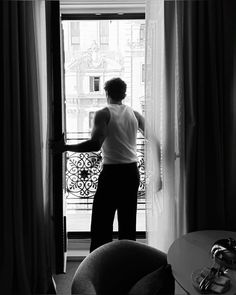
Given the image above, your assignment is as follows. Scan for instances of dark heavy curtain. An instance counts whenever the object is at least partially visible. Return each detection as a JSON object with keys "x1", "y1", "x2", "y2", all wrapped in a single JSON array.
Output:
[
  {"x1": 184, "y1": 0, "x2": 236, "y2": 231},
  {"x1": 0, "y1": 1, "x2": 55, "y2": 294},
  {"x1": 46, "y1": 1, "x2": 66, "y2": 274}
]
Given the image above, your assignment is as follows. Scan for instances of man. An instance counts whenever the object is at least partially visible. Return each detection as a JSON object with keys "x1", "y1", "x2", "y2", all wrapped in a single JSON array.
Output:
[{"x1": 53, "y1": 77, "x2": 161, "y2": 252}]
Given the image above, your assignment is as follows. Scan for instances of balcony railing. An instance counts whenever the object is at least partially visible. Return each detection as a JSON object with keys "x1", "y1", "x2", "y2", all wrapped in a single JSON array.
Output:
[{"x1": 65, "y1": 132, "x2": 146, "y2": 211}]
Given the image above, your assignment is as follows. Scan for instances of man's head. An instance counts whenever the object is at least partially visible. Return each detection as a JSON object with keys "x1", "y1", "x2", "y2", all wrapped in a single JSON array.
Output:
[{"x1": 104, "y1": 78, "x2": 127, "y2": 102}]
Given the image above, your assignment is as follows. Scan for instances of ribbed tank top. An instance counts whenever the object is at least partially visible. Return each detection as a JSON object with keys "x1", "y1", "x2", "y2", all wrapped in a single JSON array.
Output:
[{"x1": 102, "y1": 104, "x2": 138, "y2": 164}]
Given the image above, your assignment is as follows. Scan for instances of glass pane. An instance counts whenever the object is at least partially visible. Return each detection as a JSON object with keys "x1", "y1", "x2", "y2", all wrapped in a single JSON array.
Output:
[{"x1": 62, "y1": 19, "x2": 146, "y2": 232}]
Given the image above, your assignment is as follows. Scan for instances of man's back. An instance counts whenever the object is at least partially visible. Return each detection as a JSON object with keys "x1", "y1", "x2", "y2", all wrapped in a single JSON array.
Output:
[{"x1": 102, "y1": 104, "x2": 138, "y2": 164}]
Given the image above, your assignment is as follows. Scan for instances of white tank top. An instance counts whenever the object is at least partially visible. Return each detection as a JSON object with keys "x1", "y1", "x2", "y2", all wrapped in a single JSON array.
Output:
[{"x1": 102, "y1": 104, "x2": 138, "y2": 164}]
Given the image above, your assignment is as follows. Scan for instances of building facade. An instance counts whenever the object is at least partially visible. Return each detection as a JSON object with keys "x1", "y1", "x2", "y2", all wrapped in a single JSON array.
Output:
[{"x1": 62, "y1": 19, "x2": 145, "y2": 135}]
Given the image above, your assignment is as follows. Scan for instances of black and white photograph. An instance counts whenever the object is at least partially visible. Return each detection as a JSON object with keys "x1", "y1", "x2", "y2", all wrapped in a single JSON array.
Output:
[{"x1": 1, "y1": 0, "x2": 236, "y2": 294}]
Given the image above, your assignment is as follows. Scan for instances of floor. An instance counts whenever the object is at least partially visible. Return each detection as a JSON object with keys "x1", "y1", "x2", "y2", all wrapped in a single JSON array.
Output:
[
  {"x1": 53, "y1": 261, "x2": 80, "y2": 295},
  {"x1": 54, "y1": 261, "x2": 187, "y2": 295},
  {"x1": 67, "y1": 209, "x2": 146, "y2": 232}
]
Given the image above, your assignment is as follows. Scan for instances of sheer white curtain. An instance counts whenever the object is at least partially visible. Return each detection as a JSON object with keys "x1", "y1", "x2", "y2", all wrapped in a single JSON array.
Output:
[{"x1": 145, "y1": 0, "x2": 186, "y2": 253}]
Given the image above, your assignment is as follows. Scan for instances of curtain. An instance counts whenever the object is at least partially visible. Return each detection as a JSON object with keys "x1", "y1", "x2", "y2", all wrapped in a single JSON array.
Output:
[
  {"x1": 145, "y1": 0, "x2": 236, "y2": 253},
  {"x1": 145, "y1": 0, "x2": 186, "y2": 253},
  {"x1": 184, "y1": 0, "x2": 236, "y2": 232},
  {"x1": 45, "y1": 0, "x2": 67, "y2": 274},
  {"x1": 0, "y1": 1, "x2": 55, "y2": 294}
]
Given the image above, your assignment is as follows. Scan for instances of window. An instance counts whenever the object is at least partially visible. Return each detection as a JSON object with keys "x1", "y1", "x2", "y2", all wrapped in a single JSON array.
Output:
[
  {"x1": 90, "y1": 76, "x2": 100, "y2": 92},
  {"x1": 99, "y1": 20, "x2": 109, "y2": 48},
  {"x1": 71, "y1": 21, "x2": 80, "y2": 44},
  {"x1": 141, "y1": 63, "x2": 145, "y2": 83},
  {"x1": 89, "y1": 111, "x2": 95, "y2": 130},
  {"x1": 61, "y1": 15, "x2": 145, "y2": 237},
  {"x1": 140, "y1": 23, "x2": 145, "y2": 42}
]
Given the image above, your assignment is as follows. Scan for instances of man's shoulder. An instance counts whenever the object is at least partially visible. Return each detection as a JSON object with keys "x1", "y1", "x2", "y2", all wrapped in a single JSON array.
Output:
[
  {"x1": 96, "y1": 107, "x2": 110, "y2": 116},
  {"x1": 95, "y1": 107, "x2": 110, "y2": 124}
]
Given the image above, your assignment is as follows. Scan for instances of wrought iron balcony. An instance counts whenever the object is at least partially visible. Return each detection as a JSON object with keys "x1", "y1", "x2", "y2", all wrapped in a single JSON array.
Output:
[{"x1": 65, "y1": 132, "x2": 146, "y2": 211}]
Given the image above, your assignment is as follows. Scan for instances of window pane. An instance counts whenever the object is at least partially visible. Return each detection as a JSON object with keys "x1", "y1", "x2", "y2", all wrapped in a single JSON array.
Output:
[
  {"x1": 100, "y1": 20, "x2": 109, "y2": 47},
  {"x1": 140, "y1": 23, "x2": 145, "y2": 42},
  {"x1": 71, "y1": 21, "x2": 80, "y2": 44},
  {"x1": 62, "y1": 19, "x2": 146, "y2": 232}
]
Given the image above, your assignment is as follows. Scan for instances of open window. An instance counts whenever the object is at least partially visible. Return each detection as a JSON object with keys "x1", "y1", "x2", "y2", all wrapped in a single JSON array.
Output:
[
  {"x1": 60, "y1": 12, "x2": 146, "y2": 252},
  {"x1": 90, "y1": 76, "x2": 101, "y2": 92}
]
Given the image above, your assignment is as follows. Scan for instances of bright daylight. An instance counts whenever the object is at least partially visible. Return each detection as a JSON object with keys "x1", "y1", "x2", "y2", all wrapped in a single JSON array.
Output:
[{"x1": 62, "y1": 19, "x2": 146, "y2": 232}]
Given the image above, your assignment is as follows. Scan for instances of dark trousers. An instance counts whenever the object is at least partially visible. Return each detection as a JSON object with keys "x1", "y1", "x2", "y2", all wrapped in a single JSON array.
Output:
[{"x1": 90, "y1": 162, "x2": 140, "y2": 252}]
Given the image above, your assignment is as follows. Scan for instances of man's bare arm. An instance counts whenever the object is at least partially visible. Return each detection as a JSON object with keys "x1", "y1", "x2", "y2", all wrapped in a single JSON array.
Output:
[
  {"x1": 134, "y1": 111, "x2": 160, "y2": 159},
  {"x1": 134, "y1": 110, "x2": 145, "y2": 135},
  {"x1": 134, "y1": 110, "x2": 162, "y2": 191},
  {"x1": 53, "y1": 108, "x2": 109, "y2": 153}
]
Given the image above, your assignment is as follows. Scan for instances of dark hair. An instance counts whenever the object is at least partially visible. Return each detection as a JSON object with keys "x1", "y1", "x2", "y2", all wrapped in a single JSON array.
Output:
[{"x1": 104, "y1": 78, "x2": 127, "y2": 101}]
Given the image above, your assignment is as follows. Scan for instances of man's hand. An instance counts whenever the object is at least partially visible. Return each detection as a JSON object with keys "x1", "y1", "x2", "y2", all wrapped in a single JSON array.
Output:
[{"x1": 50, "y1": 134, "x2": 66, "y2": 154}]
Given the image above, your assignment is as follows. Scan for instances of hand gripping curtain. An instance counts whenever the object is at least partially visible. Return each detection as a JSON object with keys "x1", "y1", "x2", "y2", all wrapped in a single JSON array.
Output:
[{"x1": 145, "y1": 0, "x2": 186, "y2": 252}]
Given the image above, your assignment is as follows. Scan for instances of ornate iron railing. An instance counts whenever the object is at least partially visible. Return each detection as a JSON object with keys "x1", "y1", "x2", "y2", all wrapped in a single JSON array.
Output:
[{"x1": 65, "y1": 132, "x2": 146, "y2": 211}]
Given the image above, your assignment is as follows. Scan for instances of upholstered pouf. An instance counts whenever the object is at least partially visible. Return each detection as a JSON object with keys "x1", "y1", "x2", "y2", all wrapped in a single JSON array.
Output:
[{"x1": 71, "y1": 240, "x2": 175, "y2": 295}]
